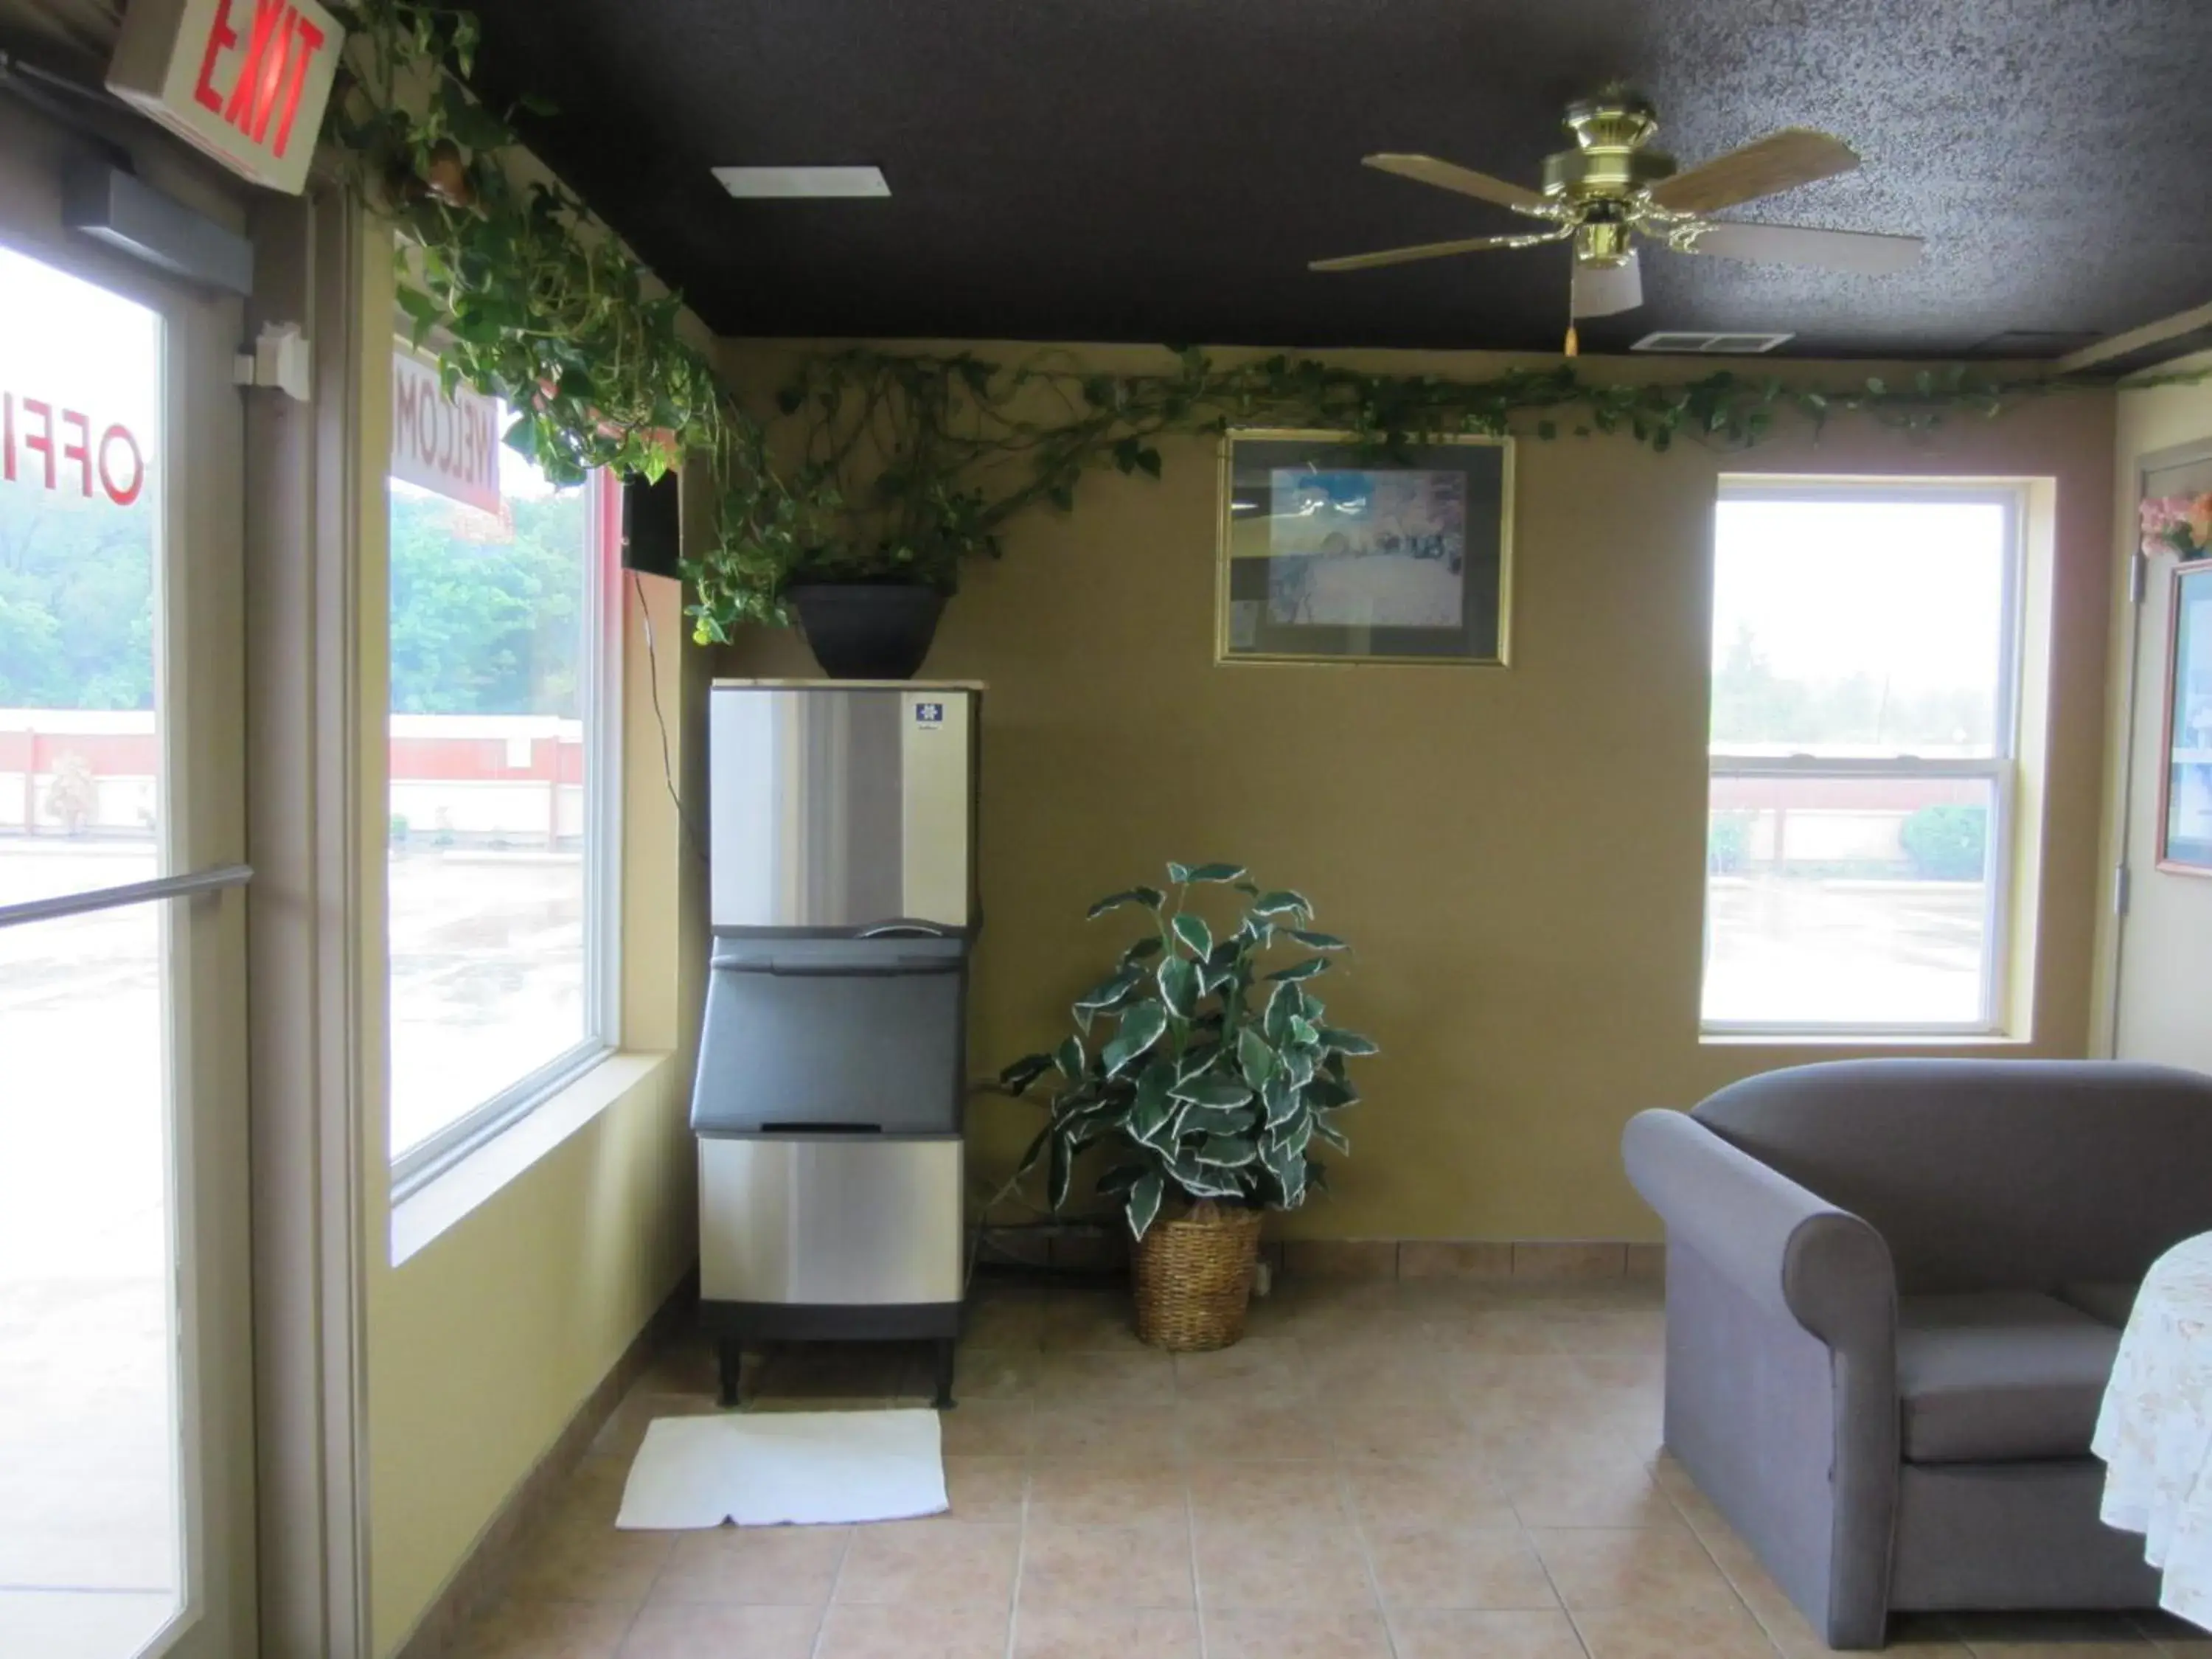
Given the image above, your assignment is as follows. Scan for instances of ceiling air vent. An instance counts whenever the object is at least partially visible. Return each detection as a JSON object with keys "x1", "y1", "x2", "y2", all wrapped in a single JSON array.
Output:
[
  {"x1": 1630, "y1": 331, "x2": 1794, "y2": 355},
  {"x1": 712, "y1": 166, "x2": 890, "y2": 199}
]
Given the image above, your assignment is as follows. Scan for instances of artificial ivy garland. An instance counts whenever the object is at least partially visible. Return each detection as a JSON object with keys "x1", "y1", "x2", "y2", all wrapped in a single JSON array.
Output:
[
  {"x1": 321, "y1": 3, "x2": 2188, "y2": 647},
  {"x1": 325, "y1": 2, "x2": 724, "y2": 485}
]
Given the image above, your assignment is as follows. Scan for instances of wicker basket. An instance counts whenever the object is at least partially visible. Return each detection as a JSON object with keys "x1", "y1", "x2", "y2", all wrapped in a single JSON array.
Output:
[{"x1": 1130, "y1": 1202, "x2": 1265, "y2": 1351}]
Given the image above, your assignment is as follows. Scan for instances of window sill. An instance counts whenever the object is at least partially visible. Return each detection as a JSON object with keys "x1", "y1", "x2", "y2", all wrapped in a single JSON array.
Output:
[
  {"x1": 1700, "y1": 1031, "x2": 2031, "y2": 1048},
  {"x1": 389, "y1": 1048, "x2": 675, "y2": 1267}
]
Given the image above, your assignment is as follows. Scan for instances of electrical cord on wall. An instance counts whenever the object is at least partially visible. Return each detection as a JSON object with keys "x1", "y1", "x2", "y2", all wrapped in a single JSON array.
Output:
[{"x1": 630, "y1": 570, "x2": 709, "y2": 864}]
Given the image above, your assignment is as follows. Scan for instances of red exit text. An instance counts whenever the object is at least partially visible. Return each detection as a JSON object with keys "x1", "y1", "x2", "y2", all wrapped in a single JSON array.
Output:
[{"x1": 192, "y1": 0, "x2": 329, "y2": 161}]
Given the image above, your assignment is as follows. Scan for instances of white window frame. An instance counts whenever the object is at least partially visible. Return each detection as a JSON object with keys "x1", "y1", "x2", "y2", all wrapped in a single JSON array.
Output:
[
  {"x1": 387, "y1": 445, "x2": 625, "y2": 1198},
  {"x1": 1702, "y1": 479, "x2": 2026, "y2": 1039}
]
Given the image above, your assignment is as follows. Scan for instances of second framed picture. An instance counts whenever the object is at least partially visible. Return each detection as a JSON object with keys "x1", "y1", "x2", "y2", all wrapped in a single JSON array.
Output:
[
  {"x1": 2146, "y1": 437, "x2": 2212, "y2": 874},
  {"x1": 2160, "y1": 560, "x2": 2212, "y2": 872},
  {"x1": 1215, "y1": 428, "x2": 1513, "y2": 667}
]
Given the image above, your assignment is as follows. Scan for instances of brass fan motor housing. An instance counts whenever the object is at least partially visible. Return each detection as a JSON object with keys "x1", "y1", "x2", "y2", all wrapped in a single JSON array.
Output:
[{"x1": 1542, "y1": 94, "x2": 1677, "y2": 205}]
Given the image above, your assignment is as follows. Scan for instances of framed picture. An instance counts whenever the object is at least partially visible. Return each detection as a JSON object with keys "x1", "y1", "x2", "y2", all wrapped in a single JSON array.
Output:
[{"x1": 1215, "y1": 428, "x2": 1513, "y2": 666}]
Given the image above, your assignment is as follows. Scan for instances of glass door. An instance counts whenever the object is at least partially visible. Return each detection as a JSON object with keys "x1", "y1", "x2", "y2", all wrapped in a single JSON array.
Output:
[{"x1": 0, "y1": 209, "x2": 253, "y2": 1656}]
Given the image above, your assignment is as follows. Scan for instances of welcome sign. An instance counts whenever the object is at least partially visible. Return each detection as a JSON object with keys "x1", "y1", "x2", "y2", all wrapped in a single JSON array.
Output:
[
  {"x1": 108, "y1": 0, "x2": 344, "y2": 195},
  {"x1": 389, "y1": 350, "x2": 503, "y2": 517}
]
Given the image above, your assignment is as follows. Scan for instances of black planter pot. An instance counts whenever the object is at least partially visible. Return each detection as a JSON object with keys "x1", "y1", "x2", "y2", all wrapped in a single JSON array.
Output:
[{"x1": 785, "y1": 582, "x2": 947, "y2": 681}]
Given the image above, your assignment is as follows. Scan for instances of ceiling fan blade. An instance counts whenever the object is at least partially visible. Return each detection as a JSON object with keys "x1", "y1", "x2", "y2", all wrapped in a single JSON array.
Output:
[
  {"x1": 1571, "y1": 252, "x2": 1643, "y2": 318},
  {"x1": 1362, "y1": 153, "x2": 1551, "y2": 215},
  {"x1": 1310, "y1": 230, "x2": 1564, "y2": 272},
  {"x1": 1649, "y1": 128, "x2": 1860, "y2": 215},
  {"x1": 1679, "y1": 219, "x2": 1921, "y2": 275}
]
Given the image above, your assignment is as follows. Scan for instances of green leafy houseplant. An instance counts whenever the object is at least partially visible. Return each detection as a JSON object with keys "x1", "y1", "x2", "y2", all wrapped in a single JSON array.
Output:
[{"x1": 999, "y1": 863, "x2": 1377, "y2": 1242}]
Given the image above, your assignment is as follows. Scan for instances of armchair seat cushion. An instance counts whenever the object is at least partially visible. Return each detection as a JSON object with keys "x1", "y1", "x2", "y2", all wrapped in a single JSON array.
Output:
[
  {"x1": 2056, "y1": 1280, "x2": 2141, "y2": 1328},
  {"x1": 1897, "y1": 1292, "x2": 2122, "y2": 1464}
]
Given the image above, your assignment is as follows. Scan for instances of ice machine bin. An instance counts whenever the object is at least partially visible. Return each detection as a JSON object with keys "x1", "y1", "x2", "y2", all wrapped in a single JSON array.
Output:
[
  {"x1": 690, "y1": 934, "x2": 966, "y2": 1135},
  {"x1": 689, "y1": 931, "x2": 968, "y2": 1408}
]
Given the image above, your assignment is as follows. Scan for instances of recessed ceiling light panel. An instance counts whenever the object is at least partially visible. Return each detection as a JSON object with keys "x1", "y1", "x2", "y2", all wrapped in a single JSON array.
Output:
[
  {"x1": 712, "y1": 166, "x2": 890, "y2": 200},
  {"x1": 1630, "y1": 330, "x2": 1794, "y2": 354}
]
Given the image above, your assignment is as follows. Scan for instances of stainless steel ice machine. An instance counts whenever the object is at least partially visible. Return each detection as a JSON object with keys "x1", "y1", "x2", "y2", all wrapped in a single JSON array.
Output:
[{"x1": 690, "y1": 681, "x2": 981, "y2": 1406}]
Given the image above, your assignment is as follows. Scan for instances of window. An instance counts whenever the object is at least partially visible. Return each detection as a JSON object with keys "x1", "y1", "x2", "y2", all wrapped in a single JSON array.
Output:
[
  {"x1": 1703, "y1": 481, "x2": 2024, "y2": 1034},
  {"x1": 386, "y1": 345, "x2": 620, "y2": 1187}
]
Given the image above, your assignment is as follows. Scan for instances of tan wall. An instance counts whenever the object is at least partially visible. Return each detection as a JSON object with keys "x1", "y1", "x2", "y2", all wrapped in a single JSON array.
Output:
[
  {"x1": 364, "y1": 1063, "x2": 692, "y2": 1652},
  {"x1": 2094, "y1": 350, "x2": 2212, "y2": 1064},
  {"x1": 720, "y1": 340, "x2": 2118, "y2": 1242},
  {"x1": 364, "y1": 568, "x2": 705, "y2": 1655},
  {"x1": 361, "y1": 218, "x2": 714, "y2": 1646}
]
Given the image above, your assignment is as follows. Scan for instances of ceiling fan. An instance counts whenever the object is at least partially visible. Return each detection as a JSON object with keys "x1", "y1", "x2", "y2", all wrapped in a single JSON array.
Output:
[{"x1": 1312, "y1": 89, "x2": 1922, "y2": 352}]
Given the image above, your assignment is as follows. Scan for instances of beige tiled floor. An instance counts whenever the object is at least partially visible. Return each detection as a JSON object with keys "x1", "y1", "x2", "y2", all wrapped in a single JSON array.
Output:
[{"x1": 448, "y1": 1277, "x2": 2210, "y2": 1659}]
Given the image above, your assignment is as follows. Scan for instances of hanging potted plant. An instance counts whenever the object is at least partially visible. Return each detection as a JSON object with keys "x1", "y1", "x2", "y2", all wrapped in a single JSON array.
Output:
[
  {"x1": 757, "y1": 375, "x2": 1007, "y2": 681},
  {"x1": 999, "y1": 863, "x2": 1377, "y2": 1351},
  {"x1": 776, "y1": 534, "x2": 956, "y2": 681}
]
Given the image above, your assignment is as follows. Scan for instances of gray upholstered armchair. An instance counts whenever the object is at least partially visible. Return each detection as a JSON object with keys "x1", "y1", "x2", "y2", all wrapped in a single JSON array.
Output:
[{"x1": 1623, "y1": 1059, "x2": 2212, "y2": 1649}]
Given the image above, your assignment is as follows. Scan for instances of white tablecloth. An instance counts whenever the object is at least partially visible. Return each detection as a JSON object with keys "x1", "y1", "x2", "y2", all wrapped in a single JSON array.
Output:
[{"x1": 2094, "y1": 1233, "x2": 2212, "y2": 1630}]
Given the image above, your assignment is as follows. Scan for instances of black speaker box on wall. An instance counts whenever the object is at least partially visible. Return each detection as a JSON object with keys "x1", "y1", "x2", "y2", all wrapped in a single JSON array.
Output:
[{"x1": 621, "y1": 473, "x2": 682, "y2": 579}]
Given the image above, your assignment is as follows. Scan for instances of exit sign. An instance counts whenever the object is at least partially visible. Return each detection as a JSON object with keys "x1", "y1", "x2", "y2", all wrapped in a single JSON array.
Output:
[{"x1": 108, "y1": 0, "x2": 344, "y2": 195}]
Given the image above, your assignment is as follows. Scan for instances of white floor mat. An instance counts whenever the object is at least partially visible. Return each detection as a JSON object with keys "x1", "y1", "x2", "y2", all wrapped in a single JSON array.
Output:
[{"x1": 615, "y1": 1408, "x2": 947, "y2": 1528}]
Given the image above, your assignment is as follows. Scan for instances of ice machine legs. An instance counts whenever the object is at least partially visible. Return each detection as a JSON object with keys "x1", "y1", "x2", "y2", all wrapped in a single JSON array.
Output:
[{"x1": 700, "y1": 1300, "x2": 961, "y2": 1409}]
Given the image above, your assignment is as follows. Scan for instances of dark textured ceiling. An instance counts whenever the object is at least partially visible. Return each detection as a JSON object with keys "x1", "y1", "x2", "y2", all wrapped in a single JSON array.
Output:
[{"x1": 460, "y1": 0, "x2": 2212, "y2": 359}]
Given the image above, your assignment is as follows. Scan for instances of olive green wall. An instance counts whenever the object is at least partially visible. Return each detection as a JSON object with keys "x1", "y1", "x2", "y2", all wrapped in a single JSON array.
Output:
[{"x1": 719, "y1": 341, "x2": 2118, "y2": 1242}]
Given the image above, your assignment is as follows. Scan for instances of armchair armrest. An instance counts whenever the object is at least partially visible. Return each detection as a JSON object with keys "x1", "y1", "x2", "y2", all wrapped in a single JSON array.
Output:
[
  {"x1": 1623, "y1": 1107, "x2": 1896, "y2": 1357},
  {"x1": 1622, "y1": 1107, "x2": 1900, "y2": 1649}
]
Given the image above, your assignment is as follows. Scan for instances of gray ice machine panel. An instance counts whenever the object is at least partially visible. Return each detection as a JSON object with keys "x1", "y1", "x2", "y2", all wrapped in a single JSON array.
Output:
[
  {"x1": 709, "y1": 684, "x2": 978, "y2": 933},
  {"x1": 689, "y1": 935, "x2": 966, "y2": 1136}
]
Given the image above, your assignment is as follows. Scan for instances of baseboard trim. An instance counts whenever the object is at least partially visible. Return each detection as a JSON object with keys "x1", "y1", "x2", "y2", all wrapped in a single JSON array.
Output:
[
  {"x1": 389, "y1": 1270, "x2": 697, "y2": 1659},
  {"x1": 985, "y1": 1229, "x2": 1663, "y2": 1284},
  {"x1": 1280, "y1": 1239, "x2": 1665, "y2": 1281}
]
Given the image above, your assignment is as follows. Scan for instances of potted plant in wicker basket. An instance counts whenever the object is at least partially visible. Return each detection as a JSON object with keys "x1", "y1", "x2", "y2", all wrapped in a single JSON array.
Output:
[{"x1": 999, "y1": 862, "x2": 1376, "y2": 1351}]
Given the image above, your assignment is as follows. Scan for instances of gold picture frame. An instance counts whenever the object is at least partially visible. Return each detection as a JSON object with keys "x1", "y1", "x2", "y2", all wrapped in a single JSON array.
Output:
[{"x1": 1214, "y1": 427, "x2": 1514, "y2": 667}]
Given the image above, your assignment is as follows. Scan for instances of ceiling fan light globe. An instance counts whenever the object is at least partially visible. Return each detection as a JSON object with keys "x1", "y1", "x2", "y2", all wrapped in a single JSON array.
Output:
[{"x1": 1570, "y1": 248, "x2": 1644, "y2": 319}]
